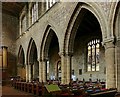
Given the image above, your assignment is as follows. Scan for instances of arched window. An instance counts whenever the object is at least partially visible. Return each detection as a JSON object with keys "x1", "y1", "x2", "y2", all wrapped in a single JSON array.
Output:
[
  {"x1": 21, "y1": 15, "x2": 26, "y2": 33},
  {"x1": 87, "y1": 39, "x2": 100, "y2": 71},
  {"x1": 46, "y1": 0, "x2": 56, "y2": 10},
  {"x1": 31, "y1": 2, "x2": 38, "y2": 24},
  {"x1": 47, "y1": 60, "x2": 50, "y2": 74}
]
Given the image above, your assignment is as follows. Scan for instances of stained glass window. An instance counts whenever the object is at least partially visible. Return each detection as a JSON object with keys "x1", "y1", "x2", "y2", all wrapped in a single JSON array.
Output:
[{"x1": 87, "y1": 39, "x2": 100, "y2": 71}]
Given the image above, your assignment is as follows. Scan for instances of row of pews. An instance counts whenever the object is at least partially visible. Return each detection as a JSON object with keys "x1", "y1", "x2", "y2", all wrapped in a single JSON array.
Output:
[
  {"x1": 13, "y1": 81, "x2": 43, "y2": 96},
  {"x1": 12, "y1": 80, "x2": 118, "y2": 97}
]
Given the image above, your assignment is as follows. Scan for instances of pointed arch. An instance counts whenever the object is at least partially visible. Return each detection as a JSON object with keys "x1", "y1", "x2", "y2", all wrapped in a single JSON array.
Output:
[
  {"x1": 17, "y1": 45, "x2": 26, "y2": 79},
  {"x1": 26, "y1": 37, "x2": 38, "y2": 65},
  {"x1": 112, "y1": 1, "x2": 120, "y2": 39},
  {"x1": 112, "y1": 1, "x2": 120, "y2": 91},
  {"x1": 63, "y1": 2, "x2": 107, "y2": 54},
  {"x1": 40, "y1": 25, "x2": 60, "y2": 60},
  {"x1": 18, "y1": 45, "x2": 25, "y2": 66}
]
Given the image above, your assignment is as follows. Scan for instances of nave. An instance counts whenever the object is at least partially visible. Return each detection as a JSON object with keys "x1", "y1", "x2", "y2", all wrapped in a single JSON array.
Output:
[
  {"x1": 6, "y1": 77, "x2": 119, "y2": 97},
  {"x1": 1, "y1": 1, "x2": 120, "y2": 97},
  {"x1": 2, "y1": 85, "x2": 34, "y2": 97}
]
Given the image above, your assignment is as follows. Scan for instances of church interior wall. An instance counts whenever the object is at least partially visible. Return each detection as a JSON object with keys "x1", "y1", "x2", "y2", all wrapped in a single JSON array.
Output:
[
  {"x1": 2, "y1": 13, "x2": 18, "y2": 77},
  {"x1": 1, "y1": 1, "x2": 120, "y2": 91}
]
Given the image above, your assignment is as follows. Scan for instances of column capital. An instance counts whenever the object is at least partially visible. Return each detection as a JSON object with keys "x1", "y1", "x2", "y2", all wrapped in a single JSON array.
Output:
[
  {"x1": 1, "y1": 46, "x2": 8, "y2": 49},
  {"x1": 103, "y1": 39, "x2": 115, "y2": 49}
]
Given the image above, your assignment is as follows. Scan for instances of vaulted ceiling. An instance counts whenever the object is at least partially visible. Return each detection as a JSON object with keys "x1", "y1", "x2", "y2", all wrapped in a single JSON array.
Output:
[{"x1": 2, "y1": 2, "x2": 26, "y2": 17}]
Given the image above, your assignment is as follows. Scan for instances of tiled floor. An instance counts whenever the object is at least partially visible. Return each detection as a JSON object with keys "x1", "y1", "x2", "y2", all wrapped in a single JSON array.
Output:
[{"x1": 1, "y1": 85, "x2": 37, "y2": 97}]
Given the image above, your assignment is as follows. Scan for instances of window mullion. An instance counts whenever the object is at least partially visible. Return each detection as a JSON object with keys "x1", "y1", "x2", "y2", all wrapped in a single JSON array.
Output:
[
  {"x1": 95, "y1": 40, "x2": 97, "y2": 71},
  {"x1": 91, "y1": 45, "x2": 92, "y2": 71}
]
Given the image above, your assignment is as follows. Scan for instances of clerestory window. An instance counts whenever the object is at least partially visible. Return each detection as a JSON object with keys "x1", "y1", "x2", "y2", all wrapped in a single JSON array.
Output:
[
  {"x1": 31, "y1": 2, "x2": 38, "y2": 24},
  {"x1": 46, "y1": 0, "x2": 56, "y2": 10},
  {"x1": 21, "y1": 15, "x2": 26, "y2": 34}
]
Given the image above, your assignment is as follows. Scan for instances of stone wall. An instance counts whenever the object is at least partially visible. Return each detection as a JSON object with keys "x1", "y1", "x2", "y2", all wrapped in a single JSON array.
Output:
[
  {"x1": 2, "y1": 1, "x2": 120, "y2": 89},
  {"x1": 2, "y1": 13, "x2": 18, "y2": 77}
]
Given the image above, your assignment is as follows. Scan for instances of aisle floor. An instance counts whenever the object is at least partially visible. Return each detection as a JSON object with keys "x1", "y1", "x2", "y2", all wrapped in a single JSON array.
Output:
[{"x1": 1, "y1": 85, "x2": 38, "y2": 97}]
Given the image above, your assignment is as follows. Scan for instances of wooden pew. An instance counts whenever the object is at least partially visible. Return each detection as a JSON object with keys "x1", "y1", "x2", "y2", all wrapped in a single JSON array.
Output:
[
  {"x1": 31, "y1": 82, "x2": 43, "y2": 96},
  {"x1": 27, "y1": 82, "x2": 33, "y2": 93},
  {"x1": 90, "y1": 89, "x2": 117, "y2": 97},
  {"x1": 36, "y1": 83, "x2": 43, "y2": 96},
  {"x1": 21, "y1": 82, "x2": 24, "y2": 91},
  {"x1": 24, "y1": 82, "x2": 28, "y2": 92}
]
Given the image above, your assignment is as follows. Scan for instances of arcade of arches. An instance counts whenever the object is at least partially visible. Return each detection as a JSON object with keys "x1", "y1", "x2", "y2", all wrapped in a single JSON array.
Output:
[{"x1": 1, "y1": 1, "x2": 120, "y2": 92}]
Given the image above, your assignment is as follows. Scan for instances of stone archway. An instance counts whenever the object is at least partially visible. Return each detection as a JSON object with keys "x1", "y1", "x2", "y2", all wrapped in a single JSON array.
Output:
[
  {"x1": 39, "y1": 25, "x2": 60, "y2": 82},
  {"x1": 113, "y1": 1, "x2": 120, "y2": 92},
  {"x1": 26, "y1": 38, "x2": 38, "y2": 82},
  {"x1": 62, "y1": 2, "x2": 115, "y2": 87},
  {"x1": 64, "y1": 3, "x2": 108, "y2": 54},
  {"x1": 17, "y1": 45, "x2": 25, "y2": 80}
]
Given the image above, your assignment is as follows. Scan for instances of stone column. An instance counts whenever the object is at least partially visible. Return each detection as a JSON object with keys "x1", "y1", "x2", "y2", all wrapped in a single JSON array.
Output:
[
  {"x1": 39, "y1": 60, "x2": 43, "y2": 82},
  {"x1": 0, "y1": 47, "x2": 2, "y2": 84},
  {"x1": 28, "y1": 64, "x2": 32, "y2": 82},
  {"x1": 26, "y1": 64, "x2": 29, "y2": 82},
  {"x1": 0, "y1": 47, "x2": 2, "y2": 69},
  {"x1": 42, "y1": 59, "x2": 47, "y2": 82},
  {"x1": 105, "y1": 41, "x2": 116, "y2": 88},
  {"x1": 59, "y1": 52, "x2": 66, "y2": 84},
  {"x1": 66, "y1": 53, "x2": 72, "y2": 84},
  {"x1": 2, "y1": 46, "x2": 8, "y2": 69},
  {"x1": 2, "y1": 46, "x2": 8, "y2": 85},
  {"x1": 115, "y1": 40, "x2": 120, "y2": 92}
]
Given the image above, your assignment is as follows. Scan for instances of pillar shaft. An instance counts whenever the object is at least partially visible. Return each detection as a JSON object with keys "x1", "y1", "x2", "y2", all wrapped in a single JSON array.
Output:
[
  {"x1": 0, "y1": 48, "x2": 2, "y2": 68},
  {"x1": 115, "y1": 40, "x2": 120, "y2": 92},
  {"x1": 60, "y1": 53, "x2": 66, "y2": 84},
  {"x1": 105, "y1": 41, "x2": 116, "y2": 88},
  {"x1": 42, "y1": 60, "x2": 47, "y2": 82},
  {"x1": 0, "y1": 48, "x2": 2, "y2": 85},
  {"x1": 39, "y1": 60, "x2": 43, "y2": 82},
  {"x1": 60, "y1": 52, "x2": 72, "y2": 84},
  {"x1": 2, "y1": 46, "x2": 8, "y2": 69},
  {"x1": 26, "y1": 65, "x2": 29, "y2": 82},
  {"x1": 28, "y1": 65, "x2": 31, "y2": 82},
  {"x1": 66, "y1": 54, "x2": 72, "y2": 84},
  {"x1": 1, "y1": 46, "x2": 8, "y2": 85}
]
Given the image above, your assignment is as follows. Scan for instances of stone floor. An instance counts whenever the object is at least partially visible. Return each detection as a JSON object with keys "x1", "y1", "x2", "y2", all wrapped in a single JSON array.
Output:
[{"x1": 1, "y1": 85, "x2": 37, "y2": 97}]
